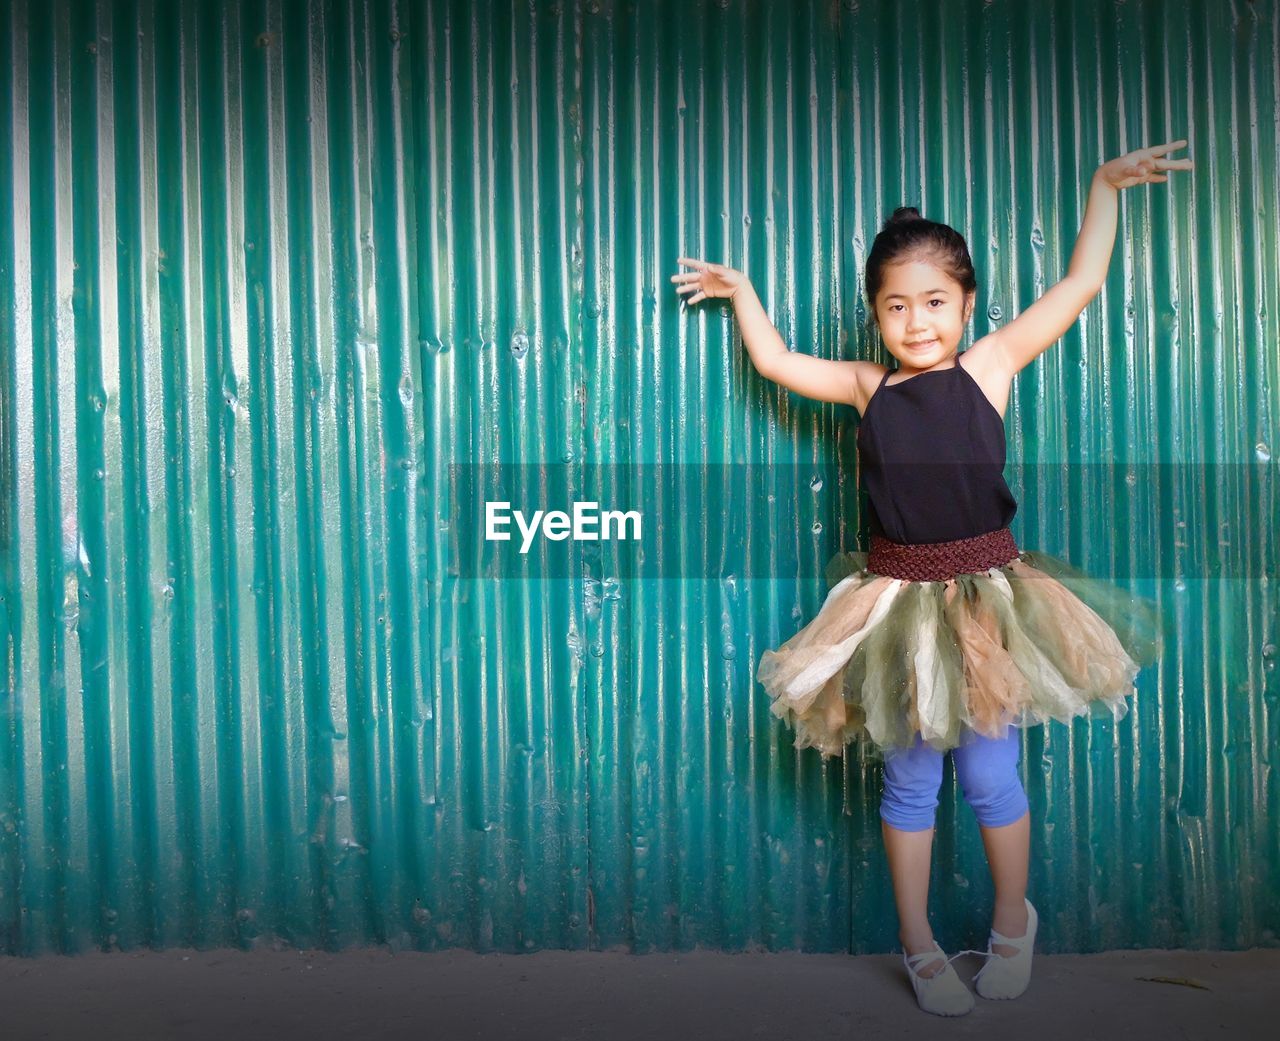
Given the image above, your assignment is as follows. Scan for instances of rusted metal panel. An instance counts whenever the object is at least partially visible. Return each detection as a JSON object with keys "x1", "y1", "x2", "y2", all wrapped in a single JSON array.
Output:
[{"x1": 0, "y1": 0, "x2": 1275, "y2": 957}]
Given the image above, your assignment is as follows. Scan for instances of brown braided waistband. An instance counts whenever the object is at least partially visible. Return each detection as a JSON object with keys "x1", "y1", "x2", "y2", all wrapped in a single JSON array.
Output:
[{"x1": 868, "y1": 527, "x2": 1020, "y2": 582}]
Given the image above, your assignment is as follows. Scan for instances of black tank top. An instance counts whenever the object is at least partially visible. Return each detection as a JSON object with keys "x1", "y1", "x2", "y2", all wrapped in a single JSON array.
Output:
[{"x1": 856, "y1": 352, "x2": 1017, "y2": 545}]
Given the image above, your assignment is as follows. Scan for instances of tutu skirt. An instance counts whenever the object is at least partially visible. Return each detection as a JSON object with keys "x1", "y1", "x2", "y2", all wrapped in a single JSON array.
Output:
[{"x1": 756, "y1": 528, "x2": 1163, "y2": 759}]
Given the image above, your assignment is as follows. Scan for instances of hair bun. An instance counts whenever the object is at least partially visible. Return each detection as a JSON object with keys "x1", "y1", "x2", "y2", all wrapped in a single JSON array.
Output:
[{"x1": 886, "y1": 206, "x2": 924, "y2": 227}]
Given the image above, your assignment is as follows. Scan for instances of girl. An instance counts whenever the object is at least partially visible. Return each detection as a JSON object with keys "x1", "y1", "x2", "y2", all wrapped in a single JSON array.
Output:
[{"x1": 671, "y1": 141, "x2": 1190, "y2": 1017}]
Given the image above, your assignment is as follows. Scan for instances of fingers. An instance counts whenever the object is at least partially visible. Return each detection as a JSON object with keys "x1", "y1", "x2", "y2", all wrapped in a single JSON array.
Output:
[
  {"x1": 672, "y1": 258, "x2": 707, "y2": 298},
  {"x1": 675, "y1": 262, "x2": 706, "y2": 286},
  {"x1": 674, "y1": 257, "x2": 723, "y2": 308},
  {"x1": 1138, "y1": 138, "x2": 1189, "y2": 157},
  {"x1": 1115, "y1": 140, "x2": 1191, "y2": 175},
  {"x1": 673, "y1": 259, "x2": 703, "y2": 306},
  {"x1": 1124, "y1": 168, "x2": 1172, "y2": 184},
  {"x1": 1119, "y1": 149, "x2": 1192, "y2": 187},
  {"x1": 1125, "y1": 153, "x2": 1192, "y2": 180}
]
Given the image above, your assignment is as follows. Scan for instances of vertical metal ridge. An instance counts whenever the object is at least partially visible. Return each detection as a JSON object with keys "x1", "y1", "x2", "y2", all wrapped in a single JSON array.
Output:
[{"x1": 0, "y1": 0, "x2": 24, "y2": 955}]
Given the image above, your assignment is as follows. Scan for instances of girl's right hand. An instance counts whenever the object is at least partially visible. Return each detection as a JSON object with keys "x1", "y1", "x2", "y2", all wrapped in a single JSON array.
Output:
[{"x1": 670, "y1": 258, "x2": 747, "y2": 306}]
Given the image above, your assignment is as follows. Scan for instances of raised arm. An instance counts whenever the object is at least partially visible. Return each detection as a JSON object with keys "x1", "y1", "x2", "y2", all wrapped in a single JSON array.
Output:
[
  {"x1": 672, "y1": 258, "x2": 879, "y2": 409},
  {"x1": 988, "y1": 140, "x2": 1193, "y2": 379}
]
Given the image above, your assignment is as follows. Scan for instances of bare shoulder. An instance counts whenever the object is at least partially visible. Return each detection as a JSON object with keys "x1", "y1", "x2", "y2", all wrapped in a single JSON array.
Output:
[
  {"x1": 959, "y1": 336, "x2": 1014, "y2": 419},
  {"x1": 849, "y1": 360, "x2": 891, "y2": 416}
]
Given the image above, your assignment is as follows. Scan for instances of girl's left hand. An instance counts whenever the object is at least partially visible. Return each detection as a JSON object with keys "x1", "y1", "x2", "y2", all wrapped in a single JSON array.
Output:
[{"x1": 1097, "y1": 140, "x2": 1193, "y2": 189}]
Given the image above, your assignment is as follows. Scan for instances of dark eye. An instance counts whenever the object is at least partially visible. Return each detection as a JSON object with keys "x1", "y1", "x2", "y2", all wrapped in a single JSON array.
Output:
[{"x1": 929, "y1": 299, "x2": 944, "y2": 307}]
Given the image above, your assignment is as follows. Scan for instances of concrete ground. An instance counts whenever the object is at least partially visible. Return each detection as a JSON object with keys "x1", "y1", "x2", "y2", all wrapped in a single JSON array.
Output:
[{"x1": 2, "y1": 946, "x2": 1278, "y2": 1041}]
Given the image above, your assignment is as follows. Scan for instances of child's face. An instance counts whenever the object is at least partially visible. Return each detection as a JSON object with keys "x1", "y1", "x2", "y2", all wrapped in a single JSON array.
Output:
[{"x1": 873, "y1": 259, "x2": 975, "y2": 369}]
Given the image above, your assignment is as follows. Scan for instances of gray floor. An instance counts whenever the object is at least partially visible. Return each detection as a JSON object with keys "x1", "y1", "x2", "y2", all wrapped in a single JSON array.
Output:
[{"x1": 2, "y1": 946, "x2": 1278, "y2": 1040}]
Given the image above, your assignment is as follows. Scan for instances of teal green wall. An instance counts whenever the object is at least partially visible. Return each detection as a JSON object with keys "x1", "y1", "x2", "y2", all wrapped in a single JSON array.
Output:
[{"x1": 0, "y1": 0, "x2": 1276, "y2": 956}]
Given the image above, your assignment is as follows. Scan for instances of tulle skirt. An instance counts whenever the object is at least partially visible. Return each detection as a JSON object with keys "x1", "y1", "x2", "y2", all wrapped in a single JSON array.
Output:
[{"x1": 756, "y1": 549, "x2": 1164, "y2": 760}]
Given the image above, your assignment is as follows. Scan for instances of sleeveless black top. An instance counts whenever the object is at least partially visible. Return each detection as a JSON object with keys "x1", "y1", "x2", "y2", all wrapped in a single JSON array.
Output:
[{"x1": 856, "y1": 352, "x2": 1017, "y2": 545}]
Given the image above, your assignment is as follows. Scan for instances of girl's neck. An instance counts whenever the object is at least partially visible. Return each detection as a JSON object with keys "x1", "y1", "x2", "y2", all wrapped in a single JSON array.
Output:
[{"x1": 895, "y1": 350, "x2": 960, "y2": 377}]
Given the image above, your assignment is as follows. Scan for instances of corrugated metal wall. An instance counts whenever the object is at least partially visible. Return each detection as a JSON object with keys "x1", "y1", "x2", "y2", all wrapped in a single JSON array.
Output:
[{"x1": 0, "y1": 0, "x2": 1277, "y2": 957}]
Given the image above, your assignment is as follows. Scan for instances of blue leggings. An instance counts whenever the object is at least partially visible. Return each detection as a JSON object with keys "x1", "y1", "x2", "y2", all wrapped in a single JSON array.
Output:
[{"x1": 880, "y1": 726, "x2": 1030, "y2": 831}]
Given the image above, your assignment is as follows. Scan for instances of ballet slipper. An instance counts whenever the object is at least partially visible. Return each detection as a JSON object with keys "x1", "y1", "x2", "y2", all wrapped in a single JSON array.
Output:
[
  {"x1": 903, "y1": 944, "x2": 976, "y2": 1016},
  {"x1": 973, "y1": 897, "x2": 1038, "y2": 1000}
]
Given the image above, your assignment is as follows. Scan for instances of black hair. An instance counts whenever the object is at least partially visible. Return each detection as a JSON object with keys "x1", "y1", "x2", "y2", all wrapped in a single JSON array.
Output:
[{"x1": 864, "y1": 207, "x2": 977, "y2": 329}]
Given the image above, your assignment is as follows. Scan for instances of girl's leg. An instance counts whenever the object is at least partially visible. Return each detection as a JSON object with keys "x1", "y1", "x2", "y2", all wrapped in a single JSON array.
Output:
[
  {"x1": 880, "y1": 736, "x2": 946, "y2": 975},
  {"x1": 952, "y1": 727, "x2": 1031, "y2": 954}
]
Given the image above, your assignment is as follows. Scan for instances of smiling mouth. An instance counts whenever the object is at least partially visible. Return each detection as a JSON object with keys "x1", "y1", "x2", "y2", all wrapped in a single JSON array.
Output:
[{"x1": 906, "y1": 339, "x2": 937, "y2": 348}]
